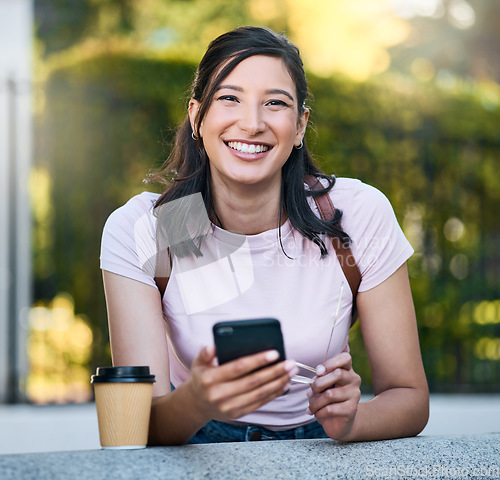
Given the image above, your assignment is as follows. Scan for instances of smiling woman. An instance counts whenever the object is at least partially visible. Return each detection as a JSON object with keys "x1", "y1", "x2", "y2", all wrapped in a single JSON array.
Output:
[
  {"x1": 188, "y1": 55, "x2": 308, "y2": 220},
  {"x1": 99, "y1": 26, "x2": 429, "y2": 446}
]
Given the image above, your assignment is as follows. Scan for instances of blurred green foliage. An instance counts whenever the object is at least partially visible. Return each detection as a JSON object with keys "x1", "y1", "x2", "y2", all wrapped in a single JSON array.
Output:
[{"x1": 35, "y1": 53, "x2": 500, "y2": 391}]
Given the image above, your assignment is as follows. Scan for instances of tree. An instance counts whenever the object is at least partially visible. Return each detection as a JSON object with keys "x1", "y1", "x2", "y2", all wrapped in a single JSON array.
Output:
[{"x1": 390, "y1": 0, "x2": 500, "y2": 83}]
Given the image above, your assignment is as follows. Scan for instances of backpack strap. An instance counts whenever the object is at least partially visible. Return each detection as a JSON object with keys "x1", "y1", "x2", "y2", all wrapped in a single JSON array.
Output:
[{"x1": 304, "y1": 175, "x2": 361, "y2": 325}]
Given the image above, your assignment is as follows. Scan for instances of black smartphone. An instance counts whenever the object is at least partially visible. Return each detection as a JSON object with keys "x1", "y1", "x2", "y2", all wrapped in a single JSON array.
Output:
[{"x1": 213, "y1": 318, "x2": 286, "y2": 366}]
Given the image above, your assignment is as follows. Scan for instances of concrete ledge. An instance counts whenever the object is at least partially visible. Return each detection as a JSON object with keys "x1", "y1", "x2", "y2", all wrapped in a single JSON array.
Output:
[
  {"x1": 0, "y1": 433, "x2": 498, "y2": 480},
  {"x1": 2, "y1": 395, "x2": 499, "y2": 455}
]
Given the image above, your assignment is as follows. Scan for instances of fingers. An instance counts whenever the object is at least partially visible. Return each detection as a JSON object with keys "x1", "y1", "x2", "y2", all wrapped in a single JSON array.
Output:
[
  {"x1": 211, "y1": 365, "x2": 295, "y2": 419},
  {"x1": 307, "y1": 375, "x2": 361, "y2": 416},
  {"x1": 204, "y1": 355, "x2": 297, "y2": 405},
  {"x1": 311, "y1": 352, "x2": 354, "y2": 393},
  {"x1": 215, "y1": 349, "x2": 284, "y2": 381},
  {"x1": 190, "y1": 347, "x2": 299, "y2": 421},
  {"x1": 307, "y1": 352, "x2": 361, "y2": 427},
  {"x1": 198, "y1": 349, "x2": 285, "y2": 386}
]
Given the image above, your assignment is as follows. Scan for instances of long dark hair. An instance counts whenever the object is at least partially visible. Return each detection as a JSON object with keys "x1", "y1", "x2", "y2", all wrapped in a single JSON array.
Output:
[{"x1": 149, "y1": 26, "x2": 350, "y2": 258}]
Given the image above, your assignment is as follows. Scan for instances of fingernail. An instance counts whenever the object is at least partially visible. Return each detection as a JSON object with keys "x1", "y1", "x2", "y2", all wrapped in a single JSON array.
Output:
[
  {"x1": 284, "y1": 360, "x2": 297, "y2": 373},
  {"x1": 316, "y1": 364, "x2": 326, "y2": 375},
  {"x1": 306, "y1": 388, "x2": 313, "y2": 398},
  {"x1": 266, "y1": 350, "x2": 280, "y2": 362},
  {"x1": 306, "y1": 407, "x2": 313, "y2": 416}
]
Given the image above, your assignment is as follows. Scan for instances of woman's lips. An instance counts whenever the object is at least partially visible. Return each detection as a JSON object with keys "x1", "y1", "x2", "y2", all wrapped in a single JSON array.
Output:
[
  {"x1": 226, "y1": 141, "x2": 270, "y2": 154},
  {"x1": 225, "y1": 141, "x2": 272, "y2": 161}
]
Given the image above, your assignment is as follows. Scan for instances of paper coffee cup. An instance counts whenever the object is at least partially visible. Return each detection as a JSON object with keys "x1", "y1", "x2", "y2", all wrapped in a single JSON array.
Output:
[{"x1": 91, "y1": 366, "x2": 155, "y2": 449}]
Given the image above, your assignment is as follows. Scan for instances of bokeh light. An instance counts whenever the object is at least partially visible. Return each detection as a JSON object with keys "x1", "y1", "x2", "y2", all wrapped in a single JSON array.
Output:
[{"x1": 26, "y1": 293, "x2": 93, "y2": 404}]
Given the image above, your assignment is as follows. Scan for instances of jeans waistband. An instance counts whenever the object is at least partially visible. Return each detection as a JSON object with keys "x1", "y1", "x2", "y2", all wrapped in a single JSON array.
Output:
[{"x1": 187, "y1": 418, "x2": 329, "y2": 444}]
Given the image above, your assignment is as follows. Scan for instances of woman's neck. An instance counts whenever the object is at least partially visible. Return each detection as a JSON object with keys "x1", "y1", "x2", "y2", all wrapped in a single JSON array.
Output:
[{"x1": 211, "y1": 179, "x2": 285, "y2": 235}]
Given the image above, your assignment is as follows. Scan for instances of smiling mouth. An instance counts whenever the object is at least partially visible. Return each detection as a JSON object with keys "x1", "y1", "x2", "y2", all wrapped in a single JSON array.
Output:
[{"x1": 226, "y1": 141, "x2": 270, "y2": 154}]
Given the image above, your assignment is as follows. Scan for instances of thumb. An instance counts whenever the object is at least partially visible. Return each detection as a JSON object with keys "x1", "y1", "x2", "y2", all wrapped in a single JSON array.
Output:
[{"x1": 194, "y1": 345, "x2": 216, "y2": 367}]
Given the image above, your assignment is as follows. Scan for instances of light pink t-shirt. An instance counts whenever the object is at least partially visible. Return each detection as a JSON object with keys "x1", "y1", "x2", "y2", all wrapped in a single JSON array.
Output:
[{"x1": 100, "y1": 177, "x2": 413, "y2": 428}]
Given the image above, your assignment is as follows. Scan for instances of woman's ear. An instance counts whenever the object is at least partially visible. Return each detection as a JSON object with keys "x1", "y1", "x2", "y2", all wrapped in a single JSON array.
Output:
[
  {"x1": 188, "y1": 99, "x2": 201, "y2": 137},
  {"x1": 295, "y1": 108, "x2": 309, "y2": 147}
]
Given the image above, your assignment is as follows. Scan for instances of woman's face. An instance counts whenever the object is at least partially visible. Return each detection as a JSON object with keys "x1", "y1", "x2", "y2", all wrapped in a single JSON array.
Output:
[{"x1": 189, "y1": 55, "x2": 308, "y2": 190}]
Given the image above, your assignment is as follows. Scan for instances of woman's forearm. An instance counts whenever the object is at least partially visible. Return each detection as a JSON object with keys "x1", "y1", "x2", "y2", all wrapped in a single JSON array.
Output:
[
  {"x1": 148, "y1": 380, "x2": 209, "y2": 446},
  {"x1": 337, "y1": 386, "x2": 429, "y2": 442}
]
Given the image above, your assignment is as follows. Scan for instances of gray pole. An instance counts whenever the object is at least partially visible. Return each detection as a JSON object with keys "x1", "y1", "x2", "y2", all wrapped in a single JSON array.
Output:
[
  {"x1": 0, "y1": 77, "x2": 9, "y2": 405},
  {"x1": 0, "y1": 0, "x2": 33, "y2": 404},
  {"x1": 7, "y1": 77, "x2": 19, "y2": 404}
]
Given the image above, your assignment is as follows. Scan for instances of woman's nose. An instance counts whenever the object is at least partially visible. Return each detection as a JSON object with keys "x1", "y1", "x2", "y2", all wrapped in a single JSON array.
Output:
[{"x1": 238, "y1": 104, "x2": 265, "y2": 136}]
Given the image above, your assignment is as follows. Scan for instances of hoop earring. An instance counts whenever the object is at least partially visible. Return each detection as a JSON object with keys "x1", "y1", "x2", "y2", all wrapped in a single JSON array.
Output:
[
  {"x1": 295, "y1": 140, "x2": 303, "y2": 150},
  {"x1": 191, "y1": 131, "x2": 198, "y2": 141}
]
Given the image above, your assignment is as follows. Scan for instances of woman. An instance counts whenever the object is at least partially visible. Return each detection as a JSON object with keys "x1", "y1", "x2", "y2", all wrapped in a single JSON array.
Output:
[{"x1": 100, "y1": 26, "x2": 429, "y2": 445}]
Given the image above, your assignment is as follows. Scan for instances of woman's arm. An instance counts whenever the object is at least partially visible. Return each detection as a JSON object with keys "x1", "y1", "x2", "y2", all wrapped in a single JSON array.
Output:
[
  {"x1": 102, "y1": 270, "x2": 296, "y2": 445},
  {"x1": 308, "y1": 263, "x2": 429, "y2": 441},
  {"x1": 102, "y1": 270, "x2": 206, "y2": 444}
]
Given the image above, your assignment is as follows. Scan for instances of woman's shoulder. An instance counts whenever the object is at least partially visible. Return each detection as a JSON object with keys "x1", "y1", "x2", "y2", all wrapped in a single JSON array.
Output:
[
  {"x1": 105, "y1": 191, "x2": 160, "y2": 227},
  {"x1": 325, "y1": 177, "x2": 392, "y2": 215},
  {"x1": 100, "y1": 192, "x2": 161, "y2": 285},
  {"x1": 115, "y1": 191, "x2": 160, "y2": 215},
  {"x1": 331, "y1": 177, "x2": 386, "y2": 201}
]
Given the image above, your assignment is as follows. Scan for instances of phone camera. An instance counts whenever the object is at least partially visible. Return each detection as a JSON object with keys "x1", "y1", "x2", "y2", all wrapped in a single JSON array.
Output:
[{"x1": 216, "y1": 327, "x2": 233, "y2": 336}]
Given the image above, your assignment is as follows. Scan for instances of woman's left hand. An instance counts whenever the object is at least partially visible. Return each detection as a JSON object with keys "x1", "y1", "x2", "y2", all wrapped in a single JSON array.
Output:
[{"x1": 306, "y1": 352, "x2": 361, "y2": 441}]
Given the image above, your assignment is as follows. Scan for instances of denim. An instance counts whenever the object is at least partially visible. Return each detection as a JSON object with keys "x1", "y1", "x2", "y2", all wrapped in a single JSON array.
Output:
[
  {"x1": 186, "y1": 419, "x2": 329, "y2": 444},
  {"x1": 170, "y1": 383, "x2": 329, "y2": 443}
]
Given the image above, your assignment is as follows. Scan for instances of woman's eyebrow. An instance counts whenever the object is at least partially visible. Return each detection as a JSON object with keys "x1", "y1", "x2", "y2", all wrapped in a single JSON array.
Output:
[
  {"x1": 265, "y1": 89, "x2": 295, "y2": 102},
  {"x1": 217, "y1": 85, "x2": 295, "y2": 102},
  {"x1": 217, "y1": 84, "x2": 243, "y2": 92}
]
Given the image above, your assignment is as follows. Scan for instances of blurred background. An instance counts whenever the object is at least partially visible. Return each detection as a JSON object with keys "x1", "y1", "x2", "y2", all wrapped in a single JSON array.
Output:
[{"x1": 1, "y1": 0, "x2": 499, "y2": 409}]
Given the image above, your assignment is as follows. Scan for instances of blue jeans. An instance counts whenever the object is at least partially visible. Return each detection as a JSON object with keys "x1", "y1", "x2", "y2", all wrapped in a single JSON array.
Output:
[
  {"x1": 187, "y1": 418, "x2": 329, "y2": 444},
  {"x1": 170, "y1": 383, "x2": 328, "y2": 443}
]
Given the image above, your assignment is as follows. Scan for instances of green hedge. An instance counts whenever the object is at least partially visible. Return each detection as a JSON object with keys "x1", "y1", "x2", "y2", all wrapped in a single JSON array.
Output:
[{"x1": 36, "y1": 53, "x2": 500, "y2": 391}]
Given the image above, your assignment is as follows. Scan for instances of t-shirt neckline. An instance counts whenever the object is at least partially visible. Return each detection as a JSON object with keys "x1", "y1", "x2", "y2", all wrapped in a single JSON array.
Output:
[{"x1": 210, "y1": 218, "x2": 293, "y2": 248}]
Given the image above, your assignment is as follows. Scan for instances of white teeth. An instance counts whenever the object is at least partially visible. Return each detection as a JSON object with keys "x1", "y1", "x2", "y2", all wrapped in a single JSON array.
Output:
[{"x1": 228, "y1": 141, "x2": 269, "y2": 154}]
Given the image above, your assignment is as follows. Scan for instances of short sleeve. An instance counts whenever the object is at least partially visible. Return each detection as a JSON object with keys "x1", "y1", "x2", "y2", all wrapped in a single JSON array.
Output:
[
  {"x1": 100, "y1": 192, "x2": 160, "y2": 288},
  {"x1": 331, "y1": 179, "x2": 414, "y2": 293}
]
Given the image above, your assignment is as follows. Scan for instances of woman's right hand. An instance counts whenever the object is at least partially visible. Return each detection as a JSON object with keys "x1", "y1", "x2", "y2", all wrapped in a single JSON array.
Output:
[{"x1": 187, "y1": 346, "x2": 298, "y2": 422}]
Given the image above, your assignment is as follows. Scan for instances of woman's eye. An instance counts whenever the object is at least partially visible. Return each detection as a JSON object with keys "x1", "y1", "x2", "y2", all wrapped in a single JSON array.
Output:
[
  {"x1": 218, "y1": 95, "x2": 238, "y2": 102},
  {"x1": 267, "y1": 99, "x2": 289, "y2": 108}
]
